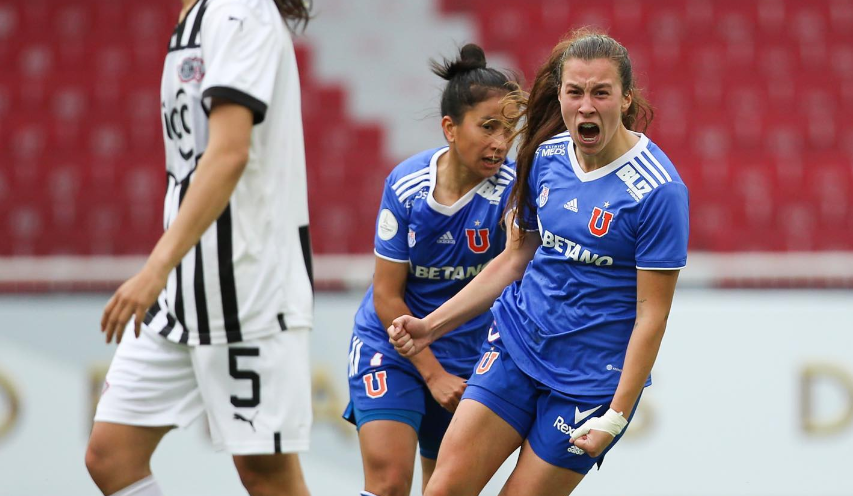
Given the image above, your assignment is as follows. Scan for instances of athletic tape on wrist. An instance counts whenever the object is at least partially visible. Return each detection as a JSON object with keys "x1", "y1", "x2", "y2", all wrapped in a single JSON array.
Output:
[{"x1": 570, "y1": 408, "x2": 628, "y2": 440}]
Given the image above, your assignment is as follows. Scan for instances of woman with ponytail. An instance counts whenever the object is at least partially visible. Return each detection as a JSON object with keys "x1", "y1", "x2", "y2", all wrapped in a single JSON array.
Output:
[
  {"x1": 344, "y1": 44, "x2": 519, "y2": 496},
  {"x1": 389, "y1": 29, "x2": 689, "y2": 495}
]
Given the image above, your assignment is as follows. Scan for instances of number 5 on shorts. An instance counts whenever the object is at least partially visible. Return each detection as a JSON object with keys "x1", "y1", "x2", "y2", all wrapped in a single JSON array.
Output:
[{"x1": 229, "y1": 348, "x2": 260, "y2": 407}]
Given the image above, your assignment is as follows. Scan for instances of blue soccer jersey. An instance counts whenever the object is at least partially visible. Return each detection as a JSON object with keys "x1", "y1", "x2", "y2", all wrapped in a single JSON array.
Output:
[
  {"x1": 352, "y1": 147, "x2": 515, "y2": 377},
  {"x1": 493, "y1": 131, "x2": 689, "y2": 396}
]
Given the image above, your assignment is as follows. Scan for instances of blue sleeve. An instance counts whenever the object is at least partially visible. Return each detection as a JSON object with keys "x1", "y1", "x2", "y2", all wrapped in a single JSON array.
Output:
[
  {"x1": 514, "y1": 160, "x2": 539, "y2": 232},
  {"x1": 635, "y1": 182, "x2": 689, "y2": 269},
  {"x1": 374, "y1": 177, "x2": 410, "y2": 262}
]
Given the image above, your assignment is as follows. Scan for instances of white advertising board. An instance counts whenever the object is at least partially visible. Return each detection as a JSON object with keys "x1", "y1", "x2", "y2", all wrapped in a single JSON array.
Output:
[{"x1": 0, "y1": 290, "x2": 851, "y2": 496}]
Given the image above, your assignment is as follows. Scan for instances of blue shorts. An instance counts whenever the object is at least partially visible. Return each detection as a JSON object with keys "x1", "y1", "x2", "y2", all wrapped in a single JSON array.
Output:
[
  {"x1": 342, "y1": 336, "x2": 454, "y2": 459},
  {"x1": 462, "y1": 325, "x2": 639, "y2": 475}
]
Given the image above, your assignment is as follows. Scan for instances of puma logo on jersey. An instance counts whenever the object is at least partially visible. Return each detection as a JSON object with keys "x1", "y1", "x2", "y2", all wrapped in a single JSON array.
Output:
[
  {"x1": 228, "y1": 16, "x2": 245, "y2": 30},
  {"x1": 465, "y1": 228, "x2": 490, "y2": 253},
  {"x1": 588, "y1": 207, "x2": 614, "y2": 237},
  {"x1": 233, "y1": 411, "x2": 258, "y2": 432},
  {"x1": 363, "y1": 371, "x2": 388, "y2": 398}
]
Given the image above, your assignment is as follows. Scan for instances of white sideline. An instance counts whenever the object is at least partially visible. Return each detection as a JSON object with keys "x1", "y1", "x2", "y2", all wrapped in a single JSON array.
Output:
[{"x1": 0, "y1": 252, "x2": 852, "y2": 289}]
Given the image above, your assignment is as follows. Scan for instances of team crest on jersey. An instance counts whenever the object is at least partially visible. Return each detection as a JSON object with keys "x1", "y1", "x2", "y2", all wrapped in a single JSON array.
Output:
[
  {"x1": 539, "y1": 185, "x2": 550, "y2": 208},
  {"x1": 465, "y1": 228, "x2": 490, "y2": 254},
  {"x1": 178, "y1": 57, "x2": 205, "y2": 83},
  {"x1": 408, "y1": 228, "x2": 417, "y2": 248},
  {"x1": 588, "y1": 207, "x2": 615, "y2": 237}
]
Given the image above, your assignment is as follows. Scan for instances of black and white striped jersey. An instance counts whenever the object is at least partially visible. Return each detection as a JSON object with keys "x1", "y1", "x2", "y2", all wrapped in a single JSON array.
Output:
[{"x1": 149, "y1": 0, "x2": 313, "y2": 345}]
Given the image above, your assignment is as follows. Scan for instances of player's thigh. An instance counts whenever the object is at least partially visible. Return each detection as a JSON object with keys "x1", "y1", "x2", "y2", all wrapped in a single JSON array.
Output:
[
  {"x1": 191, "y1": 328, "x2": 312, "y2": 455},
  {"x1": 358, "y1": 419, "x2": 419, "y2": 488},
  {"x1": 425, "y1": 399, "x2": 523, "y2": 496},
  {"x1": 498, "y1": 440, "x2": 585, "y2": 496}
]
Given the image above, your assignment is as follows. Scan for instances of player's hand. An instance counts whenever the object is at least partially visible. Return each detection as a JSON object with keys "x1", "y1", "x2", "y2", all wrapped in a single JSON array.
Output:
[
  {"x1": 387, "y1": 315, "x2": 432, "y2": 357},
  {"x1": 101, "y1": 264, "x2": 168, "y2": 344},
  {"x1": 425, "y1": 370, "x2": 467, "y2": 413},
  {"x1": 569, "y1": 428, "x2": 614, "y2": 458},
  {"x1": 569, "y1": 408, "x2": 627, "y2": 458}
]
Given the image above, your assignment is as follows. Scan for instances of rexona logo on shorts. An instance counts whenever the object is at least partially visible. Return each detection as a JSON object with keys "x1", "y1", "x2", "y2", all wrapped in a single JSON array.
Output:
[
  {"x1": 553, "y1": 415, "x2": 576, "y2": 436},
  {"x1": 553, "y1": 416, "x2": 586, "y2": 455}
]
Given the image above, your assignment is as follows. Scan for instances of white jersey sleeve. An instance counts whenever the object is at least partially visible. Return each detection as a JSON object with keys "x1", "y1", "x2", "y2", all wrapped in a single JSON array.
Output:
[{"x1": 200, "y1": 0, "x2": 283, "y2": 124}]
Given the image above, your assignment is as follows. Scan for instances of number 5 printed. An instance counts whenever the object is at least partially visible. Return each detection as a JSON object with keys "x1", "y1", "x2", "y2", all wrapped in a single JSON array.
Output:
[{"x1": 229, "y1": 348, "x2": 260, "y2": 407}]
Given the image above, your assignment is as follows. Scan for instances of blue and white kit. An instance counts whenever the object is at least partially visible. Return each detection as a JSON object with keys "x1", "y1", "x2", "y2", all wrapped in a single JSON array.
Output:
[
  {"x1": 464, "y1": 131, "x2": 689, "y2": 473},
  {"x1": 344, "y1": 146, "x2": 515, "y2": 458}
]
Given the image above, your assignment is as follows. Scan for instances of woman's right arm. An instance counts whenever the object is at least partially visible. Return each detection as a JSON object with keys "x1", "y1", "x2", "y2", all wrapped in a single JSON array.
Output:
[{"x1": 389, "y1": 221, "x2": 540, "y2": 356}]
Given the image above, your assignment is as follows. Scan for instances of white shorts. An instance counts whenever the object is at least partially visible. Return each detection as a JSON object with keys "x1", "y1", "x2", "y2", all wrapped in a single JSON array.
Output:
[{"x1": 94, "y1": 325, "x2": 312, "y2": 455}]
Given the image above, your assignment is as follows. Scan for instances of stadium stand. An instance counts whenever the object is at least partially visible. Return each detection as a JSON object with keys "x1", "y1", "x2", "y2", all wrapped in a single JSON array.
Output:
[
  {"x1": 0, "y1": 0, "x2": 851, "y2": 257},
  {"x1": 440, "y1": 0, "x2": 853, "y2": 251}
]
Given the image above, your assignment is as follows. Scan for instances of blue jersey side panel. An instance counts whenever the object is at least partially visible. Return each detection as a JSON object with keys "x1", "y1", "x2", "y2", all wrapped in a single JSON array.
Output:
[
  {"x1": 353, "y1": 147, "x2": 516, "y2": 377},
  {"x1": 493, "y1": 133, "x2": 689, "y2": 395}
]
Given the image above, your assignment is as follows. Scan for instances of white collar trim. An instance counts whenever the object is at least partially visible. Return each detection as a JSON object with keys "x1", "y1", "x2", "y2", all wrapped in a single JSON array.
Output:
[
  {"x1": 568, "y1": 132, "x2": 648, "y2": 182},
  {"x1": 426, "y1": 147, "x2": 492, "y2": 216}
]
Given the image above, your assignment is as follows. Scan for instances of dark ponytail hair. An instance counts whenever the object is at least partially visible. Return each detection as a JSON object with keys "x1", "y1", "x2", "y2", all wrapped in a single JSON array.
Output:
[
  {"x1": 272, "y1": 0, "x2": 312, "y2": 32},
  {"x1": 506, "y1": 28, "x2": 654, "y2": 233},
  {"x1": 430, "y1": 43, "x2": 519, "y2": 123}
]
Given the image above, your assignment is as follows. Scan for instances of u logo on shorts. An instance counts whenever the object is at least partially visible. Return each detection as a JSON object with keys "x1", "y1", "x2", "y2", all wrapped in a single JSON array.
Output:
[
  {"x1": 363, "y1": 371, "x2": 388, "y2": 398},
  {"x1": 475, "y1": 351, "x2": 500, "y2": 375}
]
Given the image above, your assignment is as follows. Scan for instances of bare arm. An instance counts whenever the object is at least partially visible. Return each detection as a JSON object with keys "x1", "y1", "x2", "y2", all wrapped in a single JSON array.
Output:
[
  {"x1": 373, "y1": 257, "x2": 466, "y2": 411},
  {"x1": 373, "y1": 257, "x2": 445, "y2": 380},
  {"x1": 572, "y1": 268, "x2": 680, "y2": 456},
  {"x1": 101, "y1": 100, "x2": 253, "y2": 342},
  {"x1": 390, "y1": 222, "x2": 540, "y2": 355},
  {"x1": 610, "y1": 269, "x2": 680, "y2": 415}
]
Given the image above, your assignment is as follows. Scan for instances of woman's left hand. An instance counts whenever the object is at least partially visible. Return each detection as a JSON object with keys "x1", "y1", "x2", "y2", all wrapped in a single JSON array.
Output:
[
  {"x1": 101, "y1": 264, "x2": 169, "y2": 344},
  {"x1": 570, "y1": 429, "x2": 615, "y2": 458}
]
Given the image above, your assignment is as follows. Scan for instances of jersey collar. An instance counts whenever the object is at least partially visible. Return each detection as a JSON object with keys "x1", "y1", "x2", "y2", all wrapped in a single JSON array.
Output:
[
  {"x1": 567, "y1": 132, "x2": 648, "y2": 182},
  {"x1": 426, "y1": 147, "x2": 493, "y2": 216}
]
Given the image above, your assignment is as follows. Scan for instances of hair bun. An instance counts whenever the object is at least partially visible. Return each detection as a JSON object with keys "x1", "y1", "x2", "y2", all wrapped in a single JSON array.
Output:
[
  {"x1": 459, "y1": 44, "x2": 486, "y2": 68},
  {"x1": 431, "y1": 43, "x2": 488, "y2": 81}
]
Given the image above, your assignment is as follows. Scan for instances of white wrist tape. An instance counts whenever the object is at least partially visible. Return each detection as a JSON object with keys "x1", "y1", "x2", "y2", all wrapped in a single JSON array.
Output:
[{"x1": 570, "y1": 408, "x2": 628, "y2": 441}]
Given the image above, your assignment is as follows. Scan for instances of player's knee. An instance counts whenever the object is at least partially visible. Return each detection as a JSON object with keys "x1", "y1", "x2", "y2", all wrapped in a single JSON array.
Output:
[
  {"x1": 85, "y1": 438, "x2": 135, "y2": 491},
  {"x1": 365, "y1": 465, "x2": 413, "y2": 496},
  {"x1": 85, "y1": 437, "x2": 117, "y2": 484},
  {"x1": 236, "y1": 455, "x2": 307, "y2": 496},
  {"x1": 85, "y1": 436, "x2": 151, "y2": 492}
]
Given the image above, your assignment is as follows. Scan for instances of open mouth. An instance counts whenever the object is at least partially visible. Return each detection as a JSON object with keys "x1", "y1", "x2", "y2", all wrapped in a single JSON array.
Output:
[
  {"x1": 482, "y1": 156, "x2": 503, "y2": 166},
  {"x1": 577, "y1": 123, "x2": 600, "y2": 144}
]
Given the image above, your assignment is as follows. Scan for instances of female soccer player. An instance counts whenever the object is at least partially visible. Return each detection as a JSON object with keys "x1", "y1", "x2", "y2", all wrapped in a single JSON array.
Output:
[
  {"x1": 388, "y1": 29, "x2": 690, "y2": 496},
  {"x1": 344, "y1": 44, "x2": 518, "y2": 496},
  {"x1": 86, "y1": 1, "x2": 314, "y2": 495}
]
